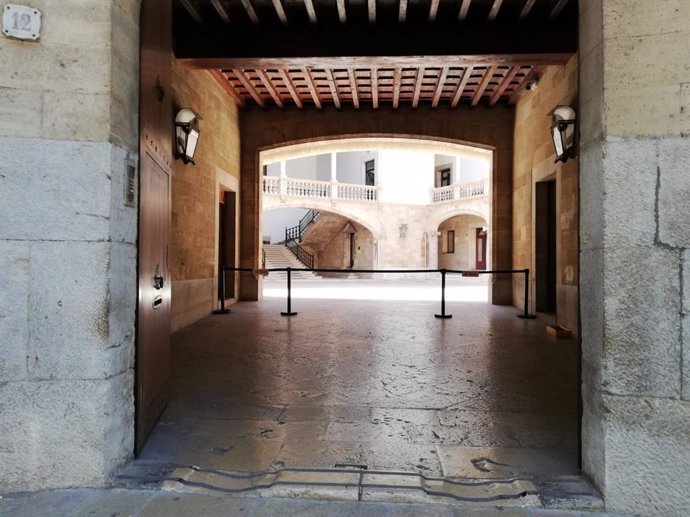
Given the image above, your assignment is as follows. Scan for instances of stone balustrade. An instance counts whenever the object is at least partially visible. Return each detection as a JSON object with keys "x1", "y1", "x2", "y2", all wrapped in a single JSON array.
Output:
[
  {"x1": 263, "y1": 176, "x2": 379, "y2": 202},
  {"x1": 431, "y1": 179, "x2": 489, "y2": 203}
]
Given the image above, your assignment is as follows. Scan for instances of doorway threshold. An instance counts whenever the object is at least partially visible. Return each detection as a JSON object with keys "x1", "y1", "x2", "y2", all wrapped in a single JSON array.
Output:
[{"x1": 117, "y1": 462, "x2": 603, "y2": 511}]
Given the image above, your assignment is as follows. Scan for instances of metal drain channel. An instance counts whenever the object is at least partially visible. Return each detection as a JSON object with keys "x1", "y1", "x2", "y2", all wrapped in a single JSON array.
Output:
[{"x1": 150, "y1": 465, "x2": 540, "y2": 505}]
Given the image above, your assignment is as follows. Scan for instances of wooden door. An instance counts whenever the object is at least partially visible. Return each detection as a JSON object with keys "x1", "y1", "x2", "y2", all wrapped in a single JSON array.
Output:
[
  {"x1": 136, "y1": 0, "x2": 172, "y2": 453},
  {"x1": 535, "y1": 180, "x2": 557, "y2": 313},
  {"x1": 136, "y1": 152, "x2": 171, "y2": 451},
  {"x1": 218, "y1": 191, "x2": 236, "y2": 300},
  {"x1": 475, "y1": 229, "x2": 487, "y2": 270}
]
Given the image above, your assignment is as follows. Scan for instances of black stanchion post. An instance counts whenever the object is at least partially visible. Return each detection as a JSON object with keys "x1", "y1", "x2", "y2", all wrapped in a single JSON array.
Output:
[
  {"x1": 435, "y1": 269, "x2": 452, "y2": 319},
  {"x1": 281, "y1": 267, "x2": 298, "y2": 316},
  {"x1": 213, "y1": 267, "x2": 231, "y2": 314},
  {"x1": 517, "y1": 268, "x2": 536, "y2": 319}
]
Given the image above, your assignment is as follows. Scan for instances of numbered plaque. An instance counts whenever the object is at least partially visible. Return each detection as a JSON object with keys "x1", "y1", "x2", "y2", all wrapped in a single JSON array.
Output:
[{"x1": 3, "y1": 4, "x2": 42, "y2": 41}]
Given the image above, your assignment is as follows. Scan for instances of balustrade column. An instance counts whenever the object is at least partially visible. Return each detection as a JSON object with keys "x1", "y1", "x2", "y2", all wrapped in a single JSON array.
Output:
[
  {"x1": 330, "y1": 152, "x2": 338, "y2": 199},
  {"x1": 279, "y1": 160, "x2": 287, "y2": 195}
]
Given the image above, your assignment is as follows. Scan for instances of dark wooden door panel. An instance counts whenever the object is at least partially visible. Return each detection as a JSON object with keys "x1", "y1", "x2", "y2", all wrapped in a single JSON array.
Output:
[
  {"x1": 136, "y1": 152, "x2": 171, "y2": 452},
  {"x1": 137, "y1": 0, "x2": 173, "y2": 454}
]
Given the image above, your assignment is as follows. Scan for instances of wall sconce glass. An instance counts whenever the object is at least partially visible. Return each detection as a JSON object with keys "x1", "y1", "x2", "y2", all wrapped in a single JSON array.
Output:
[
  {"x1": 399, "y1": 224, "x2": 408, "y2": 238},
  {"x1": 175, "y1": 108, "x2": 201, "y2": 164},
  {"x1": 550, "y1": 105, "x2": 577, "y2": 163}
]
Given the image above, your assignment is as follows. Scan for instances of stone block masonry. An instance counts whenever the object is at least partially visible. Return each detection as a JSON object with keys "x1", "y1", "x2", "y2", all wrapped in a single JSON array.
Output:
[{"x1": 0, "y1": 0, "x2": 141, "y2": 490}]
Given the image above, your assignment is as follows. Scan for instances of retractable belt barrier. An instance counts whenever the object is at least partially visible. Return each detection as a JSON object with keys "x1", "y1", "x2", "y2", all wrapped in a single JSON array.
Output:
[{"x1": 216, "y1": 267, "x2": 536, "y2": 320}]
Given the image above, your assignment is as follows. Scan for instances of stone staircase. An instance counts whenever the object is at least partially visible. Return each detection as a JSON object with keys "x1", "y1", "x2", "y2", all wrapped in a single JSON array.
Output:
[{"x1": 262, "y1": 245, "x2": 321, "y2": 280}]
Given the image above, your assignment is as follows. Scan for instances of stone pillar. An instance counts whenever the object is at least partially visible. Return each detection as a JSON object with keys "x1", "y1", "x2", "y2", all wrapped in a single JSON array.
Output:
[
  {"x1": 0, "y1": 0, "x2": 140, "y2": 490},
  {"x1": 427, "y1": 230, "x2": 439, "y2": 269},
  {"x1": 579, "y1": 1, "x2": 690, "y2": 514}
]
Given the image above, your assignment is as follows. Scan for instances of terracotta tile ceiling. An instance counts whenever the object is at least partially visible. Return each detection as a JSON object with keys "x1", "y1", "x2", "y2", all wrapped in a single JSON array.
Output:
[{"x1": 175, "y1": 0, "x2": 576, "y2": 109}]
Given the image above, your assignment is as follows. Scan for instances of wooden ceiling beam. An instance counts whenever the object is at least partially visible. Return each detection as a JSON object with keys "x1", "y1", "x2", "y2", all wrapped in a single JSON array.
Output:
[
  {"x1": 256, "y1": 69, "x2": 284, "y2": 107},
  {"x1": 458, "y1": 0, "x2": 472, "y2": 21},
  {"x1": 519, "y1": 0, "x2": 537, "y2": 20},
  {"x1": 209, "y1": 0, "x2": 230, "y2": 24},
  {"x1": 371, "y1": 69, "x2": 379, "y2": 109},
  {"x1": 550, "y1": 0, "x2": 569, "y2": 19},
  {"x1": 392, "y1": 68, "x2": 402, "y2": 108},
  {"x1": 451, "y1": 66, "x2": 473, "y2": 107},
  {"x1": 348, "y1": 69, "x2": 360, "y2": 109},
  {"x1": 179, "y1": 0, "x2": 203, "y2": 24},
  {"x1": 240, "y1": 0, "x2": 260, "y2": 24},
  {"x1": 398, "y1": 0, "x2": 407, "y2": 23},
  {"x1": 336, "y1": 0, "x2": 347, "y2": 23},
  {"x1": 278, "y1": 69, "x2": 303, "y2": 108},
  {"x1": 302, "y1": 67, "x2": 323, "y2": 108},
  {"x1": 368, "y1": 0, "x2": 376, "y2": 24},
  {"x1": 412, "y1": 67, "x2": 425, "y2": 108},
  {"x1": 489, "y1": 66, "x2": 518, "y2": 105},
  {"x1": 303, "y1": 0, "x2": 317, "y2": 24},
  {"x1": 325, "y1": 69, "x2": 342, "y2": 109},
  {"x1": 488, "y1": 0, "x2": 503, "y2": 21},
  {"x1": 471, "y1": 65, "x2": 496, "y2": 106},
  {"x1": 272, "y1": 0, "x2": 288, "y2": 25},
  {"x1": 209, "y1": 70, "x2": 244, "y2": 107},
  {"x1": 183, "y1": 54, "x2": 573, "y2": 70},
  {"x1": 233, "y1": 69, "x2": 265, "y2": 107},
  {"x1": 431, "y1": 67, "x2": 448, "y2": 108},
  {"x1": 429, "y1": 0, "x2": 440, "y2": 22}
]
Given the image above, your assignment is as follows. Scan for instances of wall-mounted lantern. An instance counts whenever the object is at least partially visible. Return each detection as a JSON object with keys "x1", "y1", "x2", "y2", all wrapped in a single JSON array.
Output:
[
  {"x1": 399, "y1": 224, "x2": 408, "y2": 238},
  {"x1": 550, "y1": 105, "x2": 577, "y2": 163},
  {"x1": 175, "y1": 108, "x2": 201, "y2": 164}
]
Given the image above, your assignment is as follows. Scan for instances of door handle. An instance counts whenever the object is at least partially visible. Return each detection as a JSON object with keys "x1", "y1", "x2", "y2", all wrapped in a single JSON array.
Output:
[{"x1": 153, "y1": 265, "x2": 165, "y2": 290}]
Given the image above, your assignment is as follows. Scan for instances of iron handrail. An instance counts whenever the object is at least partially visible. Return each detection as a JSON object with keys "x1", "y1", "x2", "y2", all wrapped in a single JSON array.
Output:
[{"x1": 285, "y1": 240, "x2": 315, "y2": 269}]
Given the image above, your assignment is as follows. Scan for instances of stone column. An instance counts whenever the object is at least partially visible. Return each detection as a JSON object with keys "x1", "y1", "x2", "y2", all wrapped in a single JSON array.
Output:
[
  {"x1": 427, "y1": 230, "x2": 439, "y2": 269},
  {"x1": 579, "y1": 1, "x2": 690, "y2": 514},
  {"x1": 0, "y1": 0, "x2": 140, "y2": 490}
]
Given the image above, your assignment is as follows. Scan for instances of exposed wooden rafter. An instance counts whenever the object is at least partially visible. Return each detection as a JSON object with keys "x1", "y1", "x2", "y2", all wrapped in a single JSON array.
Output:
[
  {"x1": 271, "y1": 0, "x2": 288, "y2": 25},
  {"x1": 367, "y1": 0, "x2": 376, "y2": 24},
  {"x1": 471, "y1": 66, "x2": 496, "y2": 106},
  {"x1": 412, "y1": 67, "x2": 425, "y2": 108},
  {"x1": 398, "y1": 0, "x2": 407, "y2": 23},
  {"x1": 371, "y1": 69, "x2": 379, "y2": 109},
  {"x1": 179, "y1": 0, "x2": 203, "y2": 24},
  {"x1": 550, "y1": 0, "x2": 569, "y2": 19},
  {"x1": 326, "y1": 69, "x2": 342, "y2": 109},
  {"x1": 392, "y1": 68, "x2": 402, "y2": 109},
  {"x1": 348, "y1": 69, "x2": 360, "y2": 109},
  {"x1": 458, "y1": 0, "x2": 472, "y2": 21},
  {"x1": 431, "y1": 67, "x2": 448, "y2": 108},
  {"x1": 451, "y1": 66, "x2": 473, "y2": 107},
  {"x1": 278, "y1": 69, "x2": 303, "y2": 108},
  {"x1": 233, "y1": 69, "x2": 265, "y2": 106},
  {"x1": 209, "y1": 0, "x2": 230, "y2": 23},
  {"x1": 488, "y1": 0, "x2": 504, "y2": 21},
  {"x1": 240, "y1": 0, "x2": 260, "y2": 24},
  {"x1": 336, "y1": 0, "x2": 347, "y2": 23},
  {"x1": 519, "y1": 0, "x2": 537, "y2": 20},
  {"x1": 209, "y1": 70, "x2": 244, "y2": 107},
  {"x1": 489, "y1": 66, "x2": 519, "y2": 105},
  {"x1": 302, "y1": 67, "x2": 323, "y2": 108},
  {"x1": 303, "y1": 0, "x2": 317, "y2": 23},
  {"x1": 429, "y1": 0, "x2": 440, "y2": 22},
  {"x1": 256, "y1": 69, "x2": 284, "y2": 107}
]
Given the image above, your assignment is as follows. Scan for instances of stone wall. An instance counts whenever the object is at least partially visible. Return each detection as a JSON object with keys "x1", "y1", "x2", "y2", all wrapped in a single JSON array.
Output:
[
  {"x1": 579, "y1": 1, "x2": 690, "y2": 514},
  {"x1": 241, "y1": 106, "x2": 515, "y2": 303},
  {"x1": 170, "y1": 62, "x2": 240, "y2": 330},
  {"x1": 438, "y1": 215, "x2": 487, "y2": 270},
  {"x1": 0, "y1": 0, "x2": 140, "y2": 490},
  {"x1": 512, "y1": 57, "x2": 579, "y2": 334}
]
